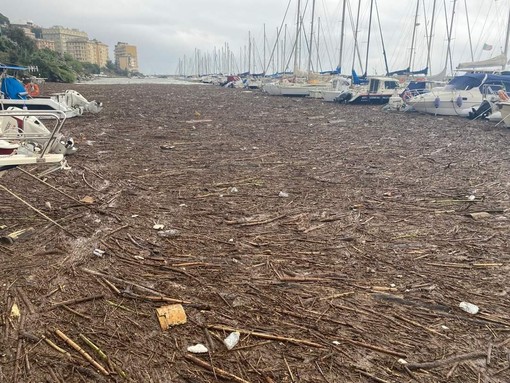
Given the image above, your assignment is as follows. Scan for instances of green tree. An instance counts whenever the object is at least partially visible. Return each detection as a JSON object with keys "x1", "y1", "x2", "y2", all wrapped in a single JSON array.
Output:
[{"x1": 0, "y1": 13, "x2": 10, "y2": 26}]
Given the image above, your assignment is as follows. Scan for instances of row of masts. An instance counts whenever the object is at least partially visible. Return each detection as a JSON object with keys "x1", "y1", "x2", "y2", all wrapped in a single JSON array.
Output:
[{"x1": 176, "y1": 0, "x2": 510, "y2": 78}]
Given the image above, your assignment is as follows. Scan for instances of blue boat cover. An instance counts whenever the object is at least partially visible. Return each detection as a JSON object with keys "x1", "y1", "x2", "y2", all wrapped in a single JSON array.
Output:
[
  {"x1": 0, "y1": 77, "x2": 28, "y2": 99},
  {"x1": 446, "y1": 73, "x2": 510, "y2": 91}
]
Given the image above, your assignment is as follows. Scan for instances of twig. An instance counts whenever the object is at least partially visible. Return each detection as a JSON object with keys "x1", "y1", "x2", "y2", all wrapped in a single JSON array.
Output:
[
  {"x1": 185, "y1": 354, "x2": 251, "y2": 383},
  {"x1": 355, "y1": 369, "x2": 391, "y2": 383},
  {"x1": 49, "y1": 294, "x2": 104, "y2": 310},
  {"x1": 82, "y1": 173, "x2": 100, "y2": 191},
  {"x1": 393, "y1": 313, "x2": 451, "y2": 339},
  {"x1": 54, "y1": 329, "x2": 109, "y2": 375},
  {"x1": 79, "y1": 334, "x2": 127, "y2": 378},
  {"x1": 315, "y1": 361, "x2": 332, "y2": 383},
  {"x1": 337, "y1": 336, "x2": 406, "y2": 358},
  {"x1": 283, "y1": 355, "x2": 295, "y2": 382},
  {"x1": 0, "y1": 183, "x2": 76, "y2": 238},
  {"x1": 102, "y1": 224, "x2": 129, "y2": 239},
  {"x1": 406, "y1": 351, "x2": 487, "y2": 370},
  {"x1": 207, "y1": 324, "x2": 324, "y2": 348},
  {"x1": 17, "y1": 167, "x2": 84, "y2": 204},
  {"x1": 61, "y1": 304, "x2": 93, "y2": 320},
  {"x1": 81, "y1": 268, "x2": 165, "y2": 296},
  {"x1": 237, "y1": 214, "x2": 287, "y2": 227},
  {"x1": 13, "y1": 313, "x2": 25, "y2": 383},
  {"x1": 16, "y1": 287, "x2": 35, "y2": 314}
]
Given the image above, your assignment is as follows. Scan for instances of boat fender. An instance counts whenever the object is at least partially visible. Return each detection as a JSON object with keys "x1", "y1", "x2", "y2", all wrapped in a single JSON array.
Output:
[
  {"x1": 497, "y1": 89, "x2": 510, "y2": 101},
  {"x1": 434, "y1": 97, "x2": 440, "y2": 108},
  {"x1": 456, "y1": 95, "x2": 463, "y2": 107}
]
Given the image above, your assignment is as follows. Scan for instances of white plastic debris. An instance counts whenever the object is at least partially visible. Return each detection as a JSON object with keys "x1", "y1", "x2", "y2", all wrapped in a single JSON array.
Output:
[
  {"x1": 93, "y1": 249, "x2": 105, "y2": 258},
  {"x1": 397, "y1": 358, "x2": 408, "y2": 365},
  {"x1": 459, "y1": 301, "x2": 479, "y2": 314},
  {"x1": 467, "y1": 195, "x2": 476, "y2": 201},
  {"x1": 278, "y1": 191, "x2": 289, "y2": 198},
  {"x1": 228, "y1": 187, "x2": 239, "y2": 193},
  {"x1": 187, "y1": 343, "x2": 209, "y2": 354},
  {"x1": 158, "y1": 229, "x2": 180, "y2": 237},
  {"x1": 441, "y1": 325, "x2": 449, "y2": 330},
  {"x1": 223, "y1": 331, "x2": 240, "y2": 350},
  {"x1": 332, "y1": 340, "x2": 341, "y2": 345},
  {"x1": 153, "y1": 224, "x2": 165, "y2": 230}
]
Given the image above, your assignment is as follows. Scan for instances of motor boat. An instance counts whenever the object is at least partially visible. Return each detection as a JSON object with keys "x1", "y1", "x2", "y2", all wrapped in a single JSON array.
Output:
[
  {"x1": 405, "y1": 73, "x2": 510, "y2": 117},
  {"x1": 0, "y1": 108, "x2": 76, "y2": 174}
]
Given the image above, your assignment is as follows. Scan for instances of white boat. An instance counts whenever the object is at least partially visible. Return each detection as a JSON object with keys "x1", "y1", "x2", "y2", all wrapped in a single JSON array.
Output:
[
  {"x1": 405, "y1": 73, "x2": 510, "y2": 116},
  {"x1": 1, "y1": 76, "x2": 102, "y2": 118},
  {"x1": 332, "y1": 76, "x2": 402, "y2": 105},
  {"x1": 321, "y1": 77, "x2": 351, "y2": 102},
  {"x1": 496, "y1": 101, "x2": 510, "y2": 127},
  {"x1": 0, "y1": 108, "x2": 76, "y2": 174}
]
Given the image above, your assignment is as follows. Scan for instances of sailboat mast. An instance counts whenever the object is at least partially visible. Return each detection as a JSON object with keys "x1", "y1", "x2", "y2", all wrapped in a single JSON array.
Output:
[
  {"x1": 294, "y1": 0, "x2": 301, "y2": 73},
  {"x1": 408, "y1": 0, "x2": 420, "y2": 72},
  {"x1": 444, "y1": 0, "x2": 457, "y2": 74},
  {"x1": 263, "y1": 24, "x2": 267, "y2": 75},
  {"x1": 364, "y1": 0, "x2": 375, "y2": 77},
  {"x1": 307, "y1": 0, "x2": 316, "y2": 73},
  {"x1": 338, "y1": 0, "x2": 347, "y2": 72},
  {"x1": 248, "y1": 31, "x2": 252, "y2": 74},
  {"x1": 352, "y1": 0, "x2": 363, "y2": 74},
  {"x1": 316, "y1": 17, "x2": 321, "y2": 71},
  {"x1": 504, "y1": 6, "x2": 510, "y2": 71},
  {"x1": 426, "y1": 0, "x2": 437, "y2": 74},
  {"x1": 464, "y1": 0, "x2": 473, "y2": 62},
  {"x1": 374, "y1": 0, "x2": 389, "y2": 75}
]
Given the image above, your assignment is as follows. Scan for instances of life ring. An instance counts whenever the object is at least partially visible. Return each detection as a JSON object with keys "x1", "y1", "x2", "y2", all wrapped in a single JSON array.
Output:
[{"x1": 24, "y1": 83, "x2": 40, "y2": 97}]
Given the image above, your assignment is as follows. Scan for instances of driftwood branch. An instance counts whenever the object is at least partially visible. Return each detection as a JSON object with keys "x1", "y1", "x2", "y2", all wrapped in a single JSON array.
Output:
[
  {"x1": 406, "y1": 351, "x2": 487, "y2": 370},
  {"x1": 207, "y1": 324, "x2": 324, "y2": 348},
  {"x1": 185, "y1": 354, "x2": 251, "y2": 383},
  {"x1": 54, "y1": 329, "x2": 109, "y2": 375}
]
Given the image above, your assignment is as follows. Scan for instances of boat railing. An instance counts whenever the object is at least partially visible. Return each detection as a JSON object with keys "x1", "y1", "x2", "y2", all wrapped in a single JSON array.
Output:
[{"x1": 0, "y1": 109, "x2": 67, "y2": 158}]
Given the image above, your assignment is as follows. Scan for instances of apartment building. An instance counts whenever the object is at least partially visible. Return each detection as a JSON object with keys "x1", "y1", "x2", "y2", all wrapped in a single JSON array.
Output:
[
  {"x1": 41, "y1": 26, "x2": 109, "y2": 68},
  {"x1": 42, "y1": 26, "x2": 88, "y2": 54},
  {"x1": 114, "y1": 42, "x2": 139, "y2": 72},
  {"x1": 66, "y1": 39, "x2": 109, "y2": 67}
]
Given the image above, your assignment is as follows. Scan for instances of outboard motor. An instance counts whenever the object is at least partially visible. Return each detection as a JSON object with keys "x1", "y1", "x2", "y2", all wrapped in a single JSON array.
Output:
[
  {"x1": 467, "y1": 100, "x2": 492, "y2": 120},
  {"x1": 63, "y1": 90, "x2": 103, "y2": 114},
  {"x1": 334, "y1": 91, "x2": 353, "y2": 103}
]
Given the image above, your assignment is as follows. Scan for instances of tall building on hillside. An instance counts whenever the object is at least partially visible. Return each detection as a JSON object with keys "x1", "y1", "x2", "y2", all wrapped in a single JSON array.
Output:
[
  {"x1": 42, "y1": 26, "x2": 88, "y2": 54},
  {"x1": 114, "y1": 42, "x2": 138, "y2": 72},
  {"x1": 41, "y1": 26, "x2": 109, "y2": 67},
  {"x1": 66, "y1": 39, "x2": 109, "y2": 68},
  {"x1": 35, "y1": 39, "x2": 55, "y2": 51}
]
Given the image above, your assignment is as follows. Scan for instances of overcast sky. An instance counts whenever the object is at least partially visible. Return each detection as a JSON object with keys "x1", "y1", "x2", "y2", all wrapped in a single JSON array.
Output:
[{"x1": 2, "y1": 0, "x2": 509, "y2": 75}]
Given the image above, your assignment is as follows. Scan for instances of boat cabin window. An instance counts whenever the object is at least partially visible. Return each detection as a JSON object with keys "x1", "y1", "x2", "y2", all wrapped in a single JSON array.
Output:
[
  {"x1": 384, "y1": 81, "x2": 399, "y2": 89},
  {"x1": 369, "y1": 79, "x2": 379, "y2": 93}
]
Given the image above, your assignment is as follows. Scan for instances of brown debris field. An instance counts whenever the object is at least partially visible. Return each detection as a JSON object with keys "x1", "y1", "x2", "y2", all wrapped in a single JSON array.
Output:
[{"x1": 1, "y1": 81, "x2": 510, "y2": 382}]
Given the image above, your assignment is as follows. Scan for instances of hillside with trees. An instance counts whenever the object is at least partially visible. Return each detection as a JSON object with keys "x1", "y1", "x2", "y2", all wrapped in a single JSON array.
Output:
[{"x1": 0, "y1": 13, "x2": 124, "y2": 82}]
